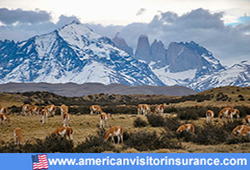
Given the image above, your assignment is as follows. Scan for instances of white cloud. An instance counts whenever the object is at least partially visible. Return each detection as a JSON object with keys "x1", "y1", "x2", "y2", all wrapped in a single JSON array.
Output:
[{"x1": 0, "y1": 8, "x2": 249, "y2": 66}]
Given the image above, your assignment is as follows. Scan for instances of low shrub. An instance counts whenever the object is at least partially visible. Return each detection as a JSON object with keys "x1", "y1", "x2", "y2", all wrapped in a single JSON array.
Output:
[
  {"x1": 221, "y1": 120, "x2": 244, "y2": 132},
  {"x1": 30, "y1": 135, "x2": 74, "y2": 152},
  {"x1": 226, "y1": 136, "x2": 250, "y2": 144},
  {"x1": 164, "y1": 116, "x2": 181, "y2": 131},
  {"x1": 124, "y1": 130, "x2": 181, "y2": 151},
  {"x1": 192, "y1": 124, "x2": 228, "y2": 145},
  {"x1": 69, "y1": 106, "x2": 89, "y2": 114},
  {"x1": 75, "y1": 136, "x2": 115, "y2": 153},
  {"x1": 0, "y1": 135, "x2": 74, "y2": 153},
  {"x1": 124, "y1": 131, "x2": 159, "y2": 151},
  {"x1": 74, "y1": 129, "x2": 115, "y2": 153},
  {"x1": 164, "y1": 106, "x2": 178, "y2": 114},
  {"x1": 176, "y1": 131, "x2": 197, "y2": 142},
  {"x1": 146, "y1": 114, "x2": 165, "y2": 127},
  {"x1": 103, "y1": 106, "x2": 137, "y2": 114},
  {"x1": 8, "y1": 105, "x2": 22, "y2": 114},
  {"x1": 133, "y1": 117, "x2": 148, "y2": 127},
  {"x1": 177, "y1": 108, "x2": 198, "y2": 120},
  {"x1": 234, "y1": 106, "x2": 250, "y2": 118}
]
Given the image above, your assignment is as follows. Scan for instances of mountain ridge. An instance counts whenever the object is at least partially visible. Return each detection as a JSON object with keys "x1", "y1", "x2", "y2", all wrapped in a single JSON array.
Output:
[
  {"x1": 0, "y1": 21, "x2": 249, "y2": 92},
  {"x1": 0, "y1": 22, "x2": 164, "y2": 86},
  {"x1": 0, "y1": 82, "x2": 196, "y2": 97}
]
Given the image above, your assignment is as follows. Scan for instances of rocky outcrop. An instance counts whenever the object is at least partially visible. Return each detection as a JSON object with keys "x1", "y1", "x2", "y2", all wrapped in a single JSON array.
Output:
[
  {"x1": 166, "y1": 41, "x2": 225, "y2": 73},
  {"x1": 112, "y1": 33, "x2": 133, "y2": 56},
  {"x1": 134, "y1": 35, "x2": 167, "y2": 65},
  {"x1": 150, "y1": 40, "x2": 167, "y2": 65},
  {"x1": 134, "y1": 35, "x2": 151, "y2": 62}
]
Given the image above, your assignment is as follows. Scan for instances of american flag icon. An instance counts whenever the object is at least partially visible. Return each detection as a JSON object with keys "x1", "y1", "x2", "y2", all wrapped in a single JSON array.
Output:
[{"x1": 32, "y1": 154, "x2": 49, "y2": 170}]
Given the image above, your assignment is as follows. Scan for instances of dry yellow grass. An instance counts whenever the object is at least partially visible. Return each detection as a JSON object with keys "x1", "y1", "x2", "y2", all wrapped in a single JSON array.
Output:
[
  {"x1": 0, "y1": 93, "x2": 27, "y2": 107},
  {"x1": 1, "y1": 86, "x2": 250, "y2": 152},
  {"x1": 171, "y1": 86, "x2": 250, "y2": 107},
  {"x1": 0, "y1": 114, "x2": 160, "y2": 144},
  {"x1": 0, "y1": 113, "x2": 249, "y2": 153},
  {"x1": 121, "y1": 148, "x2": 140, "y2": 153}
]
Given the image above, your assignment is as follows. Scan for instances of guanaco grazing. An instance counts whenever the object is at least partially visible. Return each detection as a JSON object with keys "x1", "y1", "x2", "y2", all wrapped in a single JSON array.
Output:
[
  {"x1": 104, "y1": 126, "x2": 123, "y2": 144},
  {"x1": 21, "y1": 104, "x2": 31, "y2": 116},
  {"x1": 230, "y1": 109, "x2": 240, "y2": 121},
  {"x1": 100, "y1": 112, "x2": 109, "y2": 128},
  {"x1": 44, "y1": 104, "x2": 56, "y2": 116},
  {"x1": 137, "y1": 104, "x2": 144, "y2": 115},
  {"x1": 14, "y1": 128, "x2": 22, "y2": 145},
  {"x1": 40, "y1": 109, "x2": 48, "y2": 124},
  {"x1": 218, "y1": 107, "x2": 231, "y2": 119},
  {"x1": 90, "y1": 105, "x2": 102, "y2": 114},
  {"x1": 154, "y1": 103, "x2": 167, "y2": 115},
  {"x1": 142, "y1": 104, "x2": 151, "y2": 115},
  {"x1": 60, "y1": 104, "x2": 68, "y2": 116},
  {"x1": 0, "y1": 106, "x2": 8, "y2": 114},
  {"x1": 50, "y1": 127, "x2": 73, "y2": 140},
  {"x1": 231, "y1": 125, "x2": 250, "y2": 137},
  {"x1": 63, "y1": 112, "x2": 70, "y2": 127},
  {"x1": 206, "y1": 110, "x2": 214, "y2": 123},
  {"x1": 0, "y1": 113, "x2": 11, "y2": 125},
  {"x1": 176, "y1": 124, "x2": 195, "y2": 133},
  {"x1": 245, "y1": 115, "x2": 250, "y2": 125},
  {"x1": 26, "y1": 105, "x2": 41, "y2": 115}
]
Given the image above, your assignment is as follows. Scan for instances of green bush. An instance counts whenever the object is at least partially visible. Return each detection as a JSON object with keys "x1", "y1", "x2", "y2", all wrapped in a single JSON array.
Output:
[
  {"x1": 8, "y1": 105, "x2": 22, "y2": 114},
  {"x1": 234, "y1": 106, "x2": 250, "y2": 118},
  {"x1": 164, "y1": 106, "x2": 178, "y2": 113},
  {"x1": 177, "y1": 108, "x2": 198, "y2": 120},
  {"x1": 133, "y1": 117, "x2": 148, "y2": 127},
  {"x1": 192, "y1": 124, "x2": 228, "y2": 145},
  {"x1": 221, "y1": 120, "x2": 244, "y2": 132},
  {"x1": 30, "y1": 135, "x2": 74, "y2": 152},
  {"x1": 0, "y1": 135, "x2": 74, "y2": 153},
  {"x1": 75, "y1": 129, "x2": 115, "y2": 153},
  {"x1": 146, "y1": 114, "x2": 165, "y2": 127},
  {"x1": 69, "y1": 106, "x2": 89, "y2": 114},
  {"x1": 176, "y1": 131, "x2": 197, "y2": 142},
  {"x1": 164, "y1": 116, "x2": 181, "y2": 131},
  {"x1": 124, "y1": 130, "x2": 181, "y2": 151},
  {"x1": 226, "y1": 136, "x2": 250, "y2": 144}
]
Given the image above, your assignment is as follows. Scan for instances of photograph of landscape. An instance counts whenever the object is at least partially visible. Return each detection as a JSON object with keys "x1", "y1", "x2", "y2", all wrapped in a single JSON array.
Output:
[{"x1": 0, "y1": 0, "x2": 250, "y2": 153}]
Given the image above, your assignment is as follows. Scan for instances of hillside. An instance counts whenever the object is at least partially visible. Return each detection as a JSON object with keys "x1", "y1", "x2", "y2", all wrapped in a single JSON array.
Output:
[
  {"x1": 0, "y1": 82, "x2": 196, "y2": 97},
  {"x1": 0, "y1": 86, "x2": 250, "y2": 153},
  {"x1": 0, "y1": 86, "x2": 249, "y2": 108}
]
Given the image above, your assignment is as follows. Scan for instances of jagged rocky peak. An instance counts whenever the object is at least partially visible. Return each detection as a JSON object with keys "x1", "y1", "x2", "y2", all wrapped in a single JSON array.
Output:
[
  {"x1": 0, "y1": 22, "x2": 165, "y2": 86},
  {"x1": 112, "y1": 32, "x2": 133, "y2": 56},
  {"x1": 135, "y1": 35, "x2": 151, "y2": 62},
  {"x1": 166, "y1": 41, "x2": 224, "y2": 73},
  {"x1": 189, "y1": 60, "x2": 250, "y2": 91},
  {"x1": 150, "y1": 39, "x2": 167, "y2": 64}
]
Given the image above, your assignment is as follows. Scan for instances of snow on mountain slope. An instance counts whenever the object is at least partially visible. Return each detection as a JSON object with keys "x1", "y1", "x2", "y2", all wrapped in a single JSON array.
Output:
[
  {"x1": 1, "y1": 22, "x2": 248, "y2": 92},
  {"x1": 147, "y1": 41, "x2": 225, "y2": 88},
  {"x1": 149, "y1": 62, "x2": 197, "y2": 86},
  {"x1": 0, "y1": 21, "x2": 165, "y2": 86},
  {"x1": 189, "y1": 60, "x2": 250, "y2": 91}
]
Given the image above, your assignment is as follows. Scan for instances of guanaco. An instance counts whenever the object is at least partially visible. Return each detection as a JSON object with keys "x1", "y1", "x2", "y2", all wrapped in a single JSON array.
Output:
[
  {"x1": 176, "y1": 124, "x2": 195, "y2": 133},
  {"x1": 104, "y1": 126, "x2": 123, "y2": 144}
]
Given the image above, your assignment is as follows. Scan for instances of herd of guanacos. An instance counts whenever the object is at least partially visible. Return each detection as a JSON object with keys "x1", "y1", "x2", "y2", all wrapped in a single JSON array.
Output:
[{"x1": 0, "y1": 103, "x2": 250, "y2": 146}]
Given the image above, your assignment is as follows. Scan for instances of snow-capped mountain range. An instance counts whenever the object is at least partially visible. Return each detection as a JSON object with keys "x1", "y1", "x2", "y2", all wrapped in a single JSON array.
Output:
[
  {"x1": 0, "y1": 21, "x2": 164, "y2": 86},
  {"x1": 0, "y1": 21, "x2": 249, "y2": 92}
]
